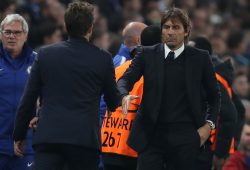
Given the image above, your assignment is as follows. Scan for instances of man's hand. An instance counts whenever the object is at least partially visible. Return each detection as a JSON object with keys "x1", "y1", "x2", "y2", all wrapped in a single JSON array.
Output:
[
  {"x1": 14, "y1": 140, "x2": 25, "y2": 157},
  {"x1": 122, "y1": 95, "x2": 139, "y2": 118},
  {"x1": 212, "y1": 155, "x2": 225, "y2": 170},
  {"x1": 197, "y1": 122, "x2": 211, "y2": 146},
  {"x1": 29, "y1": 116, "x2": 38, "y2": 129}
]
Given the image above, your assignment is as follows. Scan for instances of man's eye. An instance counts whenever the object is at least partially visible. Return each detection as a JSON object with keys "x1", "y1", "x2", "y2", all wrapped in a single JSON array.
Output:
[{"x1": 173, "y1": 26, "x2": 180, "y2": 29}]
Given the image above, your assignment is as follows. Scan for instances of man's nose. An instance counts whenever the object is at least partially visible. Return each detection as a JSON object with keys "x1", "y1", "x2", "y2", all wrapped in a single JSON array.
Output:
[
  {"x1": 168, "y1": 28, "x2": 175, "y2": 34},
  {"x1": 8, "y1": 33, "x2": 15, "y2": 38}
]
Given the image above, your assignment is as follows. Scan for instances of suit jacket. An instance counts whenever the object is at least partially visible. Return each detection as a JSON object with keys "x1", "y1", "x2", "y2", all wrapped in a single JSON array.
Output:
[
  {"x1": 117, "y1": 43, "x2": 220, "y2": 152},
  {"x1": 13, "y1": 38, "x2": 120, "y2": 150}
]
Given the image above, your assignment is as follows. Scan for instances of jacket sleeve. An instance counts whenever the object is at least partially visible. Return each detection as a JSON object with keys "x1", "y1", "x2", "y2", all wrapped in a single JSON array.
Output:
[
  {"x1": 13, "y1": 50, "x2": 43, "y2": 141},
  {"x1": 117, "y1": 47, "x2": 144, "y2": 99},
  {"x1": 103, "y1": 53, "x2": 120, "y2": 112},
  {"x1": 215, "y1": 83, "x2": 237, "y2": 158},
  {"x1": 202, "y1": 52, "x2": 221, "y2": 124},
  {"x1": 232, "y1": 92, "x2": 245, "y2": 148}
]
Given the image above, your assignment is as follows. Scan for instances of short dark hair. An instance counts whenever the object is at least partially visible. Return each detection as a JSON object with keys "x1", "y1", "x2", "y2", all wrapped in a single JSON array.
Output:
[
  {"x1": 141, "y1": 25, "x2": 161, "y2": 46},
  {"x1": 64, "y1": 1, "x2": 94, "y2": 38},
  {"x1": 161, "y1": 7, "x2": 191, "y2": 43},
  {"x1": 192, "y1": 36, "x2": 213, "y2": 55},
  {"x1": 226, "y1": 31, "x2": 244, "y2": 49}
]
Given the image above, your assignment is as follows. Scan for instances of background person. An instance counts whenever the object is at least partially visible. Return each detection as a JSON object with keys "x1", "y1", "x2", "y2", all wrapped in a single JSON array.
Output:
[{"x1": 0, "y1": 14, "x2": 36, "y2": 170}]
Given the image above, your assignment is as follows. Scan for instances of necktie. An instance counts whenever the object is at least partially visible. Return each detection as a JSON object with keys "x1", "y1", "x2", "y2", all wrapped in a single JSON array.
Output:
[{"x1": 166, "y1": 51, "x2": 175, "y2": 62}]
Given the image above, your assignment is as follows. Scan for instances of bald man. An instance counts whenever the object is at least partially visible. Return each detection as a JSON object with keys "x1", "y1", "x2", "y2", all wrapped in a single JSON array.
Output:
[
  {"x1": 101, "y1": 24, "x2": 161, "y2": 170},
  {"x1": 99, "y1": 22, "x2": 147, "y2": 132},
  {"x1": 113, "y1": 22, "x2": 147, "y2": 68}
]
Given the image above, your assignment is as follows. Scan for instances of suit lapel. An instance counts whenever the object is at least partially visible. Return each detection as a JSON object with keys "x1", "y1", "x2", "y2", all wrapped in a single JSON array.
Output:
[
  {"x1": 184, "y1": 46, "x2": 195, "y2": 104},
  {"x1": 155, "y1": 44, "x2": 165, "y2": 96}
]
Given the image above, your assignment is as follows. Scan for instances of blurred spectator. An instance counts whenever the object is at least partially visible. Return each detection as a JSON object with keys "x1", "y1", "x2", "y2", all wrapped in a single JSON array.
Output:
[
  {"x1": 227, "y1": 31, "x2": 249, "y2": 72},
  {"x1": 210, "y1": 33, "x2": 227, "y2": 60},
  {"x1": 232, "y1": 72, "x2": 249, "y2": 100},
  {"x1": 191, "y1": 8, "x2": 213, "y2": 37},
  {"x1": 113, "y1": 22, "x2": 147, "y2": 68},
  {"x1": 0, "y1": 0, "x2": 16, "y2": 21},
  {"x1": 108, "y1": 33, "x2": 123, "y2": 57},
  {"x1": 144, "y1": 9, "x2": 161, "y2": 26},
  {"x1": 223, "y1": 120, "x2": 250, "y2": 170},
  {"x1": 90, "y1": 29, "x2": 111, "y2": 50},
  {"x1": 36, "y1": 21, "x2": 62, "y2": 50},
  {"x1": 242, "y1": 100, "x2": 250, "y2": 121},
  {"x1": 94, "y1": 15, "x2": 109, "y2": 33},
  {"x1": 23, "y1": 0, "x2": 43, "y2": 25}
]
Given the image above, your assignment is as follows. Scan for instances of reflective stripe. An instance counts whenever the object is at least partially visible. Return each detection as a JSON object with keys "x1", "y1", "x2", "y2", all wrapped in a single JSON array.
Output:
[
  {"x1": 101, "y1": 60, "x2": 143, "y2": 157},
  {"x1": 210, "y1": 73, "x2": 234, "y2": 154}
]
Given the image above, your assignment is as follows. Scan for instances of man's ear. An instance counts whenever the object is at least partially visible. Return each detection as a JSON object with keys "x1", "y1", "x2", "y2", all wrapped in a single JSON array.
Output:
[{"x1": 87, "y1": 24, "x2": 94, "y2": 35}]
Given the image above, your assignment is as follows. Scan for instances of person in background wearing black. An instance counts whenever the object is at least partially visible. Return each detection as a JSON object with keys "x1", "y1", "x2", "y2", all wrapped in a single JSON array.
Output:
[{"x1": 191, "y1": 36, "x2": 237, "y2": 170}]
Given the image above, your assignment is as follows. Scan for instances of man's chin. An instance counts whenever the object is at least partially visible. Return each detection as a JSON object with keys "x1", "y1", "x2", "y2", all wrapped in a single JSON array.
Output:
[{"x1": 166, "y1": 43, "x2": 176, "y2": 49}]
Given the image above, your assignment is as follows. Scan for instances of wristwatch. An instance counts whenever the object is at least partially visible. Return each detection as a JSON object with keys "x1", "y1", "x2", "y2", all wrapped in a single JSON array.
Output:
[{"x1": 206, "y1": 120, "x2": 215, "y2": 130}]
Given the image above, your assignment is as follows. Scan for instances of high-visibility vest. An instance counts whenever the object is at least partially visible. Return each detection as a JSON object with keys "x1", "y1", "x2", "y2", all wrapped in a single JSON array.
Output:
[
  {"x1": 210, "y1": 73, "x2": 234, "y2": 154},
  {"x1": 101, "y1": 60, "x2": 143, "y2": 157}
]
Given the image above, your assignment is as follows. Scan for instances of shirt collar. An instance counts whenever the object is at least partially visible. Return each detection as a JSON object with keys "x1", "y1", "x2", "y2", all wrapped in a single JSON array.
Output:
[{"x1": 164, "y1": 43, "x2": 185, "y2": 59}]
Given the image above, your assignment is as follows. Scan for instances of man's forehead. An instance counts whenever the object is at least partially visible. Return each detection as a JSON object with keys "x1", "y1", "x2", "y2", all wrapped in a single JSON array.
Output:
[
  {"x1": 3, "y1": 21, "x2": 22, "y2": 29},
  {"x1": 163, "y1": 19, "x2": 183, "y2": 25}
]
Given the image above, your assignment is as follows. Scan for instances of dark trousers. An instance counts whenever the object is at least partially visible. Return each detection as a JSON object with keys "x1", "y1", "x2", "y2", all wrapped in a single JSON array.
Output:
[
  {"x1": 103, "y1": 153, "x2": 137, "y2": 170},
  {"x1": 33, "y1": 143, "x2": 99, "y2": 170},
  {"x1": 137, "y1": 125, "x2": 200, "y2": 170},
  {"x1": 196, "y1": 142, "x2": 213, "y2": 170},
  {"x1": 104, "y1": 164, "x2": 136, "y2": 170}
]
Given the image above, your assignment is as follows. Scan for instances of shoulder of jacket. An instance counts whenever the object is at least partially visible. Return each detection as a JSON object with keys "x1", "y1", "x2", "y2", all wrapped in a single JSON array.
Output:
[
  {"x1": 186, "y1": 45, "x2": 209, "y2": 55},
  {"x1": 141, "y1": 43, "x2": 162, "y2": 52}
]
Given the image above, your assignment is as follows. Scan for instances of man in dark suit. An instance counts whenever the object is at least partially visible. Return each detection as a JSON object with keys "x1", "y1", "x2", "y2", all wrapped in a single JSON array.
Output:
[
  {"x1": 13, "y1": 1, "x2": 119, "y2": 170},
  {"x1": 118, "y1": 8, "x2": 220, "y2": 170}
]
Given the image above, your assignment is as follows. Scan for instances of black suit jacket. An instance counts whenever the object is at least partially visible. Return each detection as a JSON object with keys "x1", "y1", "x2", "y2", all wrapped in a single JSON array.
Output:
[
  {"x1": 13, "y1": 38, "x2": 120, "y2": 150},
  {"x1": 117, "y1": 43, "x2": 220, "y2": 152}
]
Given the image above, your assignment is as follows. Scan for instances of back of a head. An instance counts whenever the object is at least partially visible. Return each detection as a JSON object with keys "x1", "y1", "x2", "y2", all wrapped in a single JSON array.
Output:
[
  {"x1": 39, "y1": 21, "x2": 61, "y2": 44},
  {"x1": 141, "y1": 25, "x2": 161, "y2": 46},
  {"x1": 227, "y1": 31, "x2": 244, "y2": 49},
  {"x1": 192, "y1": 36, "x2": 213, "y2": 55},
  {"x1": 122, "y1": 22, "x2": 147, "y2": 48},
  {"x1": 64, "y1": 1, "x2": 94, "y2": 38}
]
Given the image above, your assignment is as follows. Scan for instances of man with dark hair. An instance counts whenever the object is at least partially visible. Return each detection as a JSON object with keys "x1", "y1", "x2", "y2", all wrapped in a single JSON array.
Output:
[
  {"x1": 118, "y1": 7, "x2": 220, "y2": 170},
  {"x1": 13, "y1": 1, "x2": 119, "y2": 170},
  {"x1": 140, "y1": 25, "x2": 161, "y2": 46}
]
